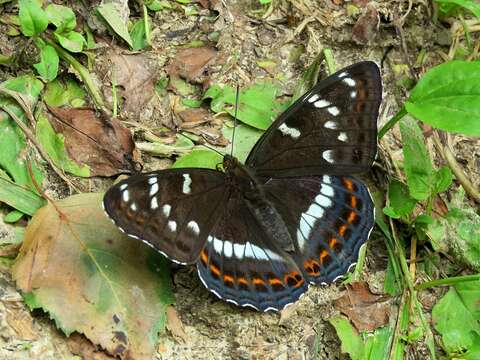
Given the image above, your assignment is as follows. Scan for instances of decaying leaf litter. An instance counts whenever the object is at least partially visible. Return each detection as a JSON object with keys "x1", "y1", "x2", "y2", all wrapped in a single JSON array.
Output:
[{"x1": 0, "y1": 0, "x2": 479, "y2": 359}]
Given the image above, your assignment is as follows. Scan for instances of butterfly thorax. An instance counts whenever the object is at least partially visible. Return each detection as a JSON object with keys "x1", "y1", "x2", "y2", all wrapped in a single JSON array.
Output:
[{"x1": 223, "y1": 154, "x2": 295, "y2": 252}]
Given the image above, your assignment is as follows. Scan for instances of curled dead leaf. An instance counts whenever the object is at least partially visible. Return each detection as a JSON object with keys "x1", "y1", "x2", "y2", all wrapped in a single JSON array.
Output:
[
  {"x1": 46, "y1": 106, "x2": 139, "y2": 176},
  {"x1": 168, "y1": 47, "x2": 218, "y2": 82},
  {"x1": 178, "y1": 108, "x2": 212, "y2": 129},
  {"x1": 333, "y1": 282, "x2": 391, "y2": 332},
  {"x1": 166, "y1": 306, "x2": 188, "y2": 342}
]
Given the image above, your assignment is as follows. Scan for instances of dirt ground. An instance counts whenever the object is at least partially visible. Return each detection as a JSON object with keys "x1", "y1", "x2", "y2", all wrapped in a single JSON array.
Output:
[{"x1": 1, "y1": 0, "x2": 478, "y2": 359}]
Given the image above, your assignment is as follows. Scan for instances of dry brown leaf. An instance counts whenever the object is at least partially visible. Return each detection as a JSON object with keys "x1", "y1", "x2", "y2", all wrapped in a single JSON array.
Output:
[
  {"x1": 12, "y1": 193, "x2": 174, "y2": 359},
  {"x1": 166, "y1": 306, "x2": 188, "y2": 342},
  {"x1": 334, "y1": 282, "x2": 391, "y2": 332},
  {"x1": 352, "y1": 5, "x2": 379, "y2": 45},
  {"x1": 177, "y1": 108, "x2": 212, "y2": 129},
  {"x1": 47, "y1": 106, "x2": 138, "y2": 176},
  {"x1": 5, "y1": 306, "x2": 38, "y2": 340},
  {"x1": 110, "y1": 52, "x2": 156, "y2": 114},
  {"x1": 168, "y1": 47, "x2": 217, "y2": 82}
]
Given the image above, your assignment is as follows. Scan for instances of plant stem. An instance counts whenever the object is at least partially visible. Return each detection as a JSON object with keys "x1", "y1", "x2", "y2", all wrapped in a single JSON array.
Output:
[
  {"x1": 416, "y1": 274, "x2": 480, "y2": 291},
  {"x1": 323, "y1": 48, "x2": 336, "y2": 75},
  {"x1": 379, "y1": 107, "x2": 408, "y2": 139}
]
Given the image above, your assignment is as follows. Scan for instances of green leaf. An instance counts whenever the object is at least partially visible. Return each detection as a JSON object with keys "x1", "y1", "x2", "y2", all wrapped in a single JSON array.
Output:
[
  {"x1": 222, "y1": 123, "x2": 263, "y2": 164},
  {"x1": 203, "y1": 82, "x2": 289, "y2": 130},
  {"x1": 33, "y1": 45, "x2": 59, "y2": 82},
  {"x1": 432, "y1": 281, "x2": 480, "y2": 358},
  {"x1": 44, "y1": 78, "x2": 86, "y2": 108},
  {"x1": 130, "y1": 19, "x2": 148, "y2": 51},
  {"x1": 435, "y1": 0, "x2": 480, "y2": 19},
  {"x1": 399, "y1": 117, "x2": 433, "y2": 201},
  {"x1": 97, "y1": 3, "x2": 133, "y2": 48},
  {"x1": 46, "y1": 4, "x2": 76, "y2": 33},
  {"x1": 0, "y1": 75, "x2": 44, "y2": 192},
  {"x1": 36, "y1": 112, "x2": 90, "y2": 177},
  {"x1": 172, "y1": 149, "x2": 222, "y2": 169},
  {"x1": 329, "y1": 315, "x2": 364, "y2": 360},
  {"x1": 145, "y1": 0, "x2": 172, "y2": 11},
  {"x1": 383, "y1": 179, "x2": 417, "y2": 219},
  {"x1": 433, "y1": 166, "x2": 453, "y2": 194},
  {"x1": 0, "y1": 174, "x2": 46, "y2": 216},
  {"x1": 4, "y1": 210, "x2": 24, "y2": 223},
  {"x1": 405, "y1": 61, "x2": 480, "y2": 136},
  {"x1": 54, "y1": 31, "x2": 86, "y2": 53},
  {"x1": 18, "y1": 0, "x2": 48, "y2": 37}
]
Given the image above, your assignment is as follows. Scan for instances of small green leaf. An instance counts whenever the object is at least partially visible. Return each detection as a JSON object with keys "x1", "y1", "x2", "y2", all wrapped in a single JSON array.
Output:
[
  {"x1": 435, "y1": 0, "x2": 480, "y2": 19},
  {"x1": 172, "y1": 149, "x2": 222, "y2": 169},
  {"x1": 181, "y1": 98, "x2": 202, "y2": 108},
  {"x1": 222, "y1": 123, "x2": 263, "y2": 164},
  {"x1": 54, "y1": 31, "x2": 86, "y2": 53},
  {"x1": 405, "y1": 61, "x2": 480, "y2": 136},
  {"x1": 97, "y1": 3, "x2": 133, "y2": 48},
  {"x1": 33, "y1": 45, "x2": 59, "y2": 82},
  {"x1": 399, "y1": 117, "x2": 433, "y2": 201},
  {"x1": 4, "y1": 210, "x2": 24, "y2": 223},
  {"x1": 36, "y1": 112, "x2": 90, "y2": 177},
  {"x1": 329, "y1": 315, "x2": 364, "y2": 360},
  {"x1": 145, "y1": 0, "x2": 172, "y2": 11},
  {"x1": 130, "y1": 19, "x2": 148, "y2": 51},
  {"x1": 204, "y1": 82, "x2": 289, "y2": 130},
  {"x1": 433, "y1": 166, "x2": 453, "y2": 194},
  {"x1": 383, "y1": 179, "x2": 417, "y2": 219},
  {"x1": 19, "y1": 0, "x2": 48, "y2": 37},
  {"x1": 44, "y1": 78, "x2": 86, "y2": 108},
  {"x1": 0, "y1": 174, "x2": 46, "y2": 216},
  {"x1": 46, "y1": 4, "x2": 76, "y2": 33},
  {"x1": 432, "y1": 280, "x2": 480, "y2": 358}
]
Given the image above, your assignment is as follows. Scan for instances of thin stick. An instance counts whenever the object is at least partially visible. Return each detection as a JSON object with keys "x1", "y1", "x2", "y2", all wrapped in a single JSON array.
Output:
[{"x1": 231, "y1": 84, "x2": 240, "y2": 156}]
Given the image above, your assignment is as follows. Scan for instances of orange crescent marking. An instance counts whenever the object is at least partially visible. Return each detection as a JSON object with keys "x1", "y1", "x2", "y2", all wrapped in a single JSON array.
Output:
[
  {"x1": 348, "y1": 211, "x2": 357, "y2": 224},
  {"x1": 253, "y1": 278, "x2": 265, "y2": 286},
  {"x1": 210, "y1": 264, "x2": 220, "y2": 276},
  {"x1": 223, "y1": 274, "x2": 234, "y2": 283},
  {"x1": 329, "y1": 237, "x2": 338, "y2": 249},
  {"x1": 200, "y1": 250, "x2": 208, "y2": 265},
  {"x1": 320, "y1": 249, "x2": 329, "y2": 264},
  {"x1": 350, "y1": 195, "x2": 358, "y2": 208},
  {"x1": 339, "y1": 224, "x2": 348, "y2": 237},
  {"x1": 237, "y1": 277, "x2": 248, "y2": 285},
  {"x1": 343, "y1": 179, "x2": 354, "y2": 191},
  {"x1": 268, "y1": 278, "x2": 283, "y2": 286}
]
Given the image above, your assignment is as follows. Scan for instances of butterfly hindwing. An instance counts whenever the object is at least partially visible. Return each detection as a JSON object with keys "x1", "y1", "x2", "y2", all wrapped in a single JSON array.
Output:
[
  {"x1": 262, "y1": 175, "x2": 374, "y2": 284},
  {"x1": 103, "y1": 169, "x2": 228, "y2": 264},
  {"x1": 197, "y1": 191, "x2": 308, "y2": 311},
  {"x1": 246, "y1": 61, "x2": 381, "y2": 177}
]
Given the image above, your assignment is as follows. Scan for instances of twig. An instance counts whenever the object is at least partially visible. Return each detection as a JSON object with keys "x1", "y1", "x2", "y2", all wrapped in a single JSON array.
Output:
[{"x1": 432, "y1": 131, "x2": 480, "y2": 203}]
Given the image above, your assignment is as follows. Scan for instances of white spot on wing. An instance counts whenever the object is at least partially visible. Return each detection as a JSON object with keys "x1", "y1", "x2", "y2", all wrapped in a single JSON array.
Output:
[
  {"x1": 338, "y1": 71, "x2": 348, "y2": 78},
  {"x1": 234, "y1": 243, "x2": 245, "y2": 259},
  {"x1": 187, "y1": 221, "x2": 200, "y2": 235},
  {"x1": 151, "y1": 197, "x2": 158, "y2": 210},
  {"x1": 323, "y1": 175, "x2": 332, "y2": 184},
  {"x1": 122, "y1": 190, "x2": 129, "y2": 202},
  {"x1": 278, "y1": 123, "x2": 301, "y2": 139},
  {"x1": 149, "y1": 182, "x2": 159, "y2": 196},
  {"x1": 343, "y1": 78, "x2": 356, "y2": 87},
  {"x1": 316, "y1": 193, "x2": 333, "y2": 208},
  {"x1": 168, "y1": 220, "x2": 177, "y2": 232},
  {"x1": 182, "y1": 174, "x2": 192, "y2": 194},
  {"x1": 213, "y1": 236, "x2": 223, "y2": 254},
  {"x1": 245, "y1": 241, "x2": 284, "y2": 261},
  {"x1": 162, "y1": 204, "x2": 171, "y2": 217},
  {"x1": 350, "y1": 90, "x2": 357, "y2": 99},
  {"x1": 223, "y1": 241, "x2": 233, "y2": 258},
  {"x1": 130, "y1": 203, "x2": 137, "y2": 211},
  {"x1": 119, "y1": 183, "x2": 128, "y2": 191},
  {"x1": 314, "y1": 99, "x2": 330, "y2": 108},
  {"x1": 324, "y1": 121, "x2": 337, "y2": 129},
  {"x1": 338, "y1": 132, "x2": 348, "y2": 142},
  {"x1": 322, "y1": 150, "x2": 335, "y2": 163},
  {"x1": 308, "y1": 94, "x2": 319, "y2": 103},
  {"x1": 321, "y1": 183, "x2": 335, "y2": 197},
  {"x1": 327, "y1": 106, "x2": 340, "y2": 116},
  {"x1": 148, "y1": 177, "x2": 157, "y2": 185},
  {"x1": 306, "y1": 203, "x2": 325, "y2": 219}
]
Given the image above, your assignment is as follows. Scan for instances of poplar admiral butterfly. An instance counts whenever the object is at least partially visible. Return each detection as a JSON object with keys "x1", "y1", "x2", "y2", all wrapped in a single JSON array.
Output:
[{"x1": 103, "y1": 61, "x2": 382, "y2": 312}]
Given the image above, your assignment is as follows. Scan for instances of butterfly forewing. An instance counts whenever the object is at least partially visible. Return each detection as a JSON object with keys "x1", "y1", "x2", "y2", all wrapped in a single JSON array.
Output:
[
  {"x1": 103, "y1": 169, "x2": 228, "y2": 264},
  {"x1": 261, "y1": 175, "x2": 374, "y2": 284},
  {"x1": 197, "y1": 191, "x2": 308, "y2": 311},
  {"x1": 246, "y1": 61, "x2": 381, "y2": 177}
]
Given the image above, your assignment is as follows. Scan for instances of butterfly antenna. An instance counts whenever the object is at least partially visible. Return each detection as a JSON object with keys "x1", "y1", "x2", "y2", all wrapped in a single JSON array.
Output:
[
  {"x1": 230, "y1": 84, "x2": 240, "y2": 157},
  {"x1": 176, "y1": 131, "x2": 224, "y2": 157}
]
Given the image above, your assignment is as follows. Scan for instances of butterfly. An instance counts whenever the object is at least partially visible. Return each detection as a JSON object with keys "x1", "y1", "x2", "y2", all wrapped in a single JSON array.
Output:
[{"x1": 103, "y1": 61, "x2": 382, "y2": 312}]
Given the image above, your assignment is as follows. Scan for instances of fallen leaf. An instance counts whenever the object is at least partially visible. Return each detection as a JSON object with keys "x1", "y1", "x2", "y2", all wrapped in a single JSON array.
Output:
[
  {"x1": 12, "y1": 193, "x2": 174, "y2": 359},
  {"x1": 352, "y1": 5, "x2": 379, "y2": 45},
  {"x1": 46, "y1": 106, "x2": 138, "y2": 176},
  {"x1": 334, "y1": 282, "x2": 391, "y2": 332},
  {"x1": 177, "y1": 108, "x2": 212, "y2": 129},
  {"x1": 168, "y1": 47, "x2": 217, "y2": 82},
  {"x1": 5, "y1": 305, "x2": 38, "y2": 340},
  {"x1": 166, "y1": 306, "x2": 188, "y2": 342},
  {"x1": 110, "y1": 52, "x2": 156, "y2": 114}
]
